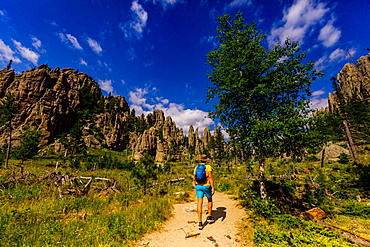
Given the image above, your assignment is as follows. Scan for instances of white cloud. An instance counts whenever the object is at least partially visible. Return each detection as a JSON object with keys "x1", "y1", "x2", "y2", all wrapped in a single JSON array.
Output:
[
  {"x1": 12, "y1": 39, "x2": 40, "y2": 65},
  {"x1": 318, "y1": 17, "x2": 341, "y2": 47},
  {"x1": 128, "y1": 87, "x2": 214, "y2": 135},
  {"x1": 121, "y1": 0, "x2": 148, "y2": 39},
  {"x1": 31, "y1": 37, "x2": 41, "y2": 50},
  {"x1": 200, "y1": 36, "x2": 217, "y2": 47},
  {"x1": 58, "y1": 33, "x2": 83, "y2": 50},
  {"x1": 310, "y1": 90, "x2": 328, "y2": 110},
  {"x1": 86, "y1": 37, "x2": 102, "y2": 54},
  {"x1": 268, "y1": 0, "x2": 329, "y2": 46},
  {"x1": 79, "y1": 58, "x2": 88, "y2": 65},
  {"x1": 0, "y1": 39, "x2": 21, "y2": 64},
  {"x1": 49, "y1": 21, "x2": 58, "y2": 27},
  {"x1": 225, "y1": 0, "x2": 253, "y2": 9},
  {"x1": 315, "y1": 48, "x2": 356, "y2": 71},
  {"x1": 98, "y1": 79, "x2": 114, "y2": 94},
  {"x1": 311, "y1": 89, "x2": 325, "y2": 97},
  {"x1": 0, "y1": 9, "x2": 9, "y2": 22},
  {"x1": 150, "y1": 0, "x2": 182, "y2": 9},
  {"x1": 31, "y1": 37, "x2": 46, "y2": 53}
]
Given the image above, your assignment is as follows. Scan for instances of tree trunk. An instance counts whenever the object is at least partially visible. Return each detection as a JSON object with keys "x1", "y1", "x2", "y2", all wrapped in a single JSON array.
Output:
[
  {"x1": 258, "y1": 158, "x2": 267, "y2": 199},
  {"x1": 5, "y1": 123, "x2": 12, "y2": 168},
  {"x1": 321, "y1": 147, "x2": 325, "y2": 168},
  {"x1": 343, "y1": 120, "x2": 359, "y2": 162}
]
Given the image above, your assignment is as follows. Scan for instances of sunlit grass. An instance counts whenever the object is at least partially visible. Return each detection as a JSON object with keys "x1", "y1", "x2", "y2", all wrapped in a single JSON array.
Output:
[{"x1": 1, "y1": 149, "x2": 370, "y2": 246}]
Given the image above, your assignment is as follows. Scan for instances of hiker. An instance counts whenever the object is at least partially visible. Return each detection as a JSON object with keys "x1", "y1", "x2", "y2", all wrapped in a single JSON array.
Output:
[{"x1": 193, "y1": 154, "x2": 215, "y2": 230}]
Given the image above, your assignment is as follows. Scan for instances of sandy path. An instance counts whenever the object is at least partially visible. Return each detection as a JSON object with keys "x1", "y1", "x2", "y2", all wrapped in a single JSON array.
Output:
[{"x1": 137, "y1": 192, "x2": 248, "y2": 247}]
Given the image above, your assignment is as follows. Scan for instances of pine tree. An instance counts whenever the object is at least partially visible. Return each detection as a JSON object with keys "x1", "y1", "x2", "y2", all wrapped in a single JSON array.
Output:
[{"x1": 0, "y1": 93, "x2": 18, "y2": 167}]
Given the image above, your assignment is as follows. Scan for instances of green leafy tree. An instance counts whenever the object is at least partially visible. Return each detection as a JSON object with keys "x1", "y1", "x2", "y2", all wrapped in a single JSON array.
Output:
[
  {"x1": 13, "y1": 126, "x2": 42, "y2": 163},
  {"x1": 206, "y1": 12, "x2": 323, "y2": 198},
  {"x1": 131, "y1": 152, "x2": 159, "y2": 194},
  {"x1": 0, "y1": 93, "x2": 18, "y2": 167}
]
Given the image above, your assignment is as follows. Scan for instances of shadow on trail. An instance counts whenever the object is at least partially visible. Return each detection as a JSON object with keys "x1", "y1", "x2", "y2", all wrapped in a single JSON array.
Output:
[
  {"x1": 213, "y1": 207, "x2": 227, "y2": 222},
  {"x1": 203, "y1": 207, "x2": 227, "y2": 228}
]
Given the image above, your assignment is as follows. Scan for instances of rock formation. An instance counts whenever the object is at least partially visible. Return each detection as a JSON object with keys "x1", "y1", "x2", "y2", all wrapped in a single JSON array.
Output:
[
  {"x1": 0, "y1": 65, "x2": 223, "y2": 161},
  {"x1": 328, "y1": 53, "x2": 370, "y2": 112}
]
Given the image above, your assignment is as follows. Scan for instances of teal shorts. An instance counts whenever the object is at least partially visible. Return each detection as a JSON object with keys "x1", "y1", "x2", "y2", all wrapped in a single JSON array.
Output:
[{"x1": 196, "y1": 185, "x2": 212, "y2": 198}]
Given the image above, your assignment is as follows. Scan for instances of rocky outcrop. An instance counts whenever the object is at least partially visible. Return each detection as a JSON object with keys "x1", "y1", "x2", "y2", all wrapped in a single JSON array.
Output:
[
  {"x1": 0, "y1": 65, "x2": 130, "y2": 148},
  {"x1": 129, "y1": 110, "x2": 184, "y2": 161},
  {"x1": 0, "y1": 65, "x2": 223, "y2": 161},
  {"x1": 328, "y1": 53, "x2": 370, "y2": 112}
]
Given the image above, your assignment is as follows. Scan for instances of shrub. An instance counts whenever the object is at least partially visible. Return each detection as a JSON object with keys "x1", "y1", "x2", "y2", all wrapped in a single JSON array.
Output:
[
  {"x1": 338, "y1": 152, "x2": 351, "y2": 164},
  {"x1": 305, "y1": 155, "x2": 319, "y2": 162}
]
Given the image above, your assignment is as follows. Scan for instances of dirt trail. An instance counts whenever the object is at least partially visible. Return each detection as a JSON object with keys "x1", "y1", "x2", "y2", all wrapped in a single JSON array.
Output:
[{"x1": 137, "y1": 192, "x2": 248, "y2": 247}]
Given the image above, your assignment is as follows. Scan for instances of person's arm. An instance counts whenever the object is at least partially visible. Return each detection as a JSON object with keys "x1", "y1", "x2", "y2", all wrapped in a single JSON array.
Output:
[{"x1": 208, "y1": 171, "x2": 215, "y2": 195}]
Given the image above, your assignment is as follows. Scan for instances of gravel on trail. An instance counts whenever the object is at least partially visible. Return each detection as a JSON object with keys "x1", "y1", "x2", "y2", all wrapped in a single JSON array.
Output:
[{"x1": 137, "y1": 191, "x2": 248, "y2": 247}]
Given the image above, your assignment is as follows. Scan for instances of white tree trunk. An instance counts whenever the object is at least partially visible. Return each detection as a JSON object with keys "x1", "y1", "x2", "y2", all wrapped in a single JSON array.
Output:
[{"x1": 258, "y1": 159, "x2": 267, "y2": 199}]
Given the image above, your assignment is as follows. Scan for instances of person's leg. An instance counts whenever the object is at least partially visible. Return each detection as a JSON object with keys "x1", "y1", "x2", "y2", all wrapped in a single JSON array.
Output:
[
  {"x1": 205, "y1": 186, "x2": 215, "y2": 223},
  {"x1": 197, "y1": 197, "x2": 203, "y2": 223},
  {"x1": 195, "y1": 185, "x2": 204, "y2": 224},
  {"x1": 207, "y1": 197, "x2": 213, "y2": 217}
]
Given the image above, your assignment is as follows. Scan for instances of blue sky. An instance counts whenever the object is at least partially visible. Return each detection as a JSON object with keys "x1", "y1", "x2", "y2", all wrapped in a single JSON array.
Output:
[{"x1": 0, "y1": 0, "x2": 369, "y2": 136}]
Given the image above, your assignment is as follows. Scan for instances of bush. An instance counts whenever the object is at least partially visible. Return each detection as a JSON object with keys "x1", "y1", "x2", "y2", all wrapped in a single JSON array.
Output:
[
  {"x1": 338, "y1": 152, "x2": 351, "y2": 164},
  {"x1": 341, "y1": 200, "x2": 370, "y2": 218},
  {"x1": 305, "y1": 155, "x2": 319, "y2": 162}
]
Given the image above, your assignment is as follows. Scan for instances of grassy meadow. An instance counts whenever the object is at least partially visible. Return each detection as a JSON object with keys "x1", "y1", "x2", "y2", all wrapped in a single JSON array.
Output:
[{"x1": 1, "y1": 148, "x2": 370, "y2": 246}]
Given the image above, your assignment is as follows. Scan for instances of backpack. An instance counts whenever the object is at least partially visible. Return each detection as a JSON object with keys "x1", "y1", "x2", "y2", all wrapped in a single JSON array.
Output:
[{"x1": 195, "y1": 164, "x2": 207, "y2": 184}]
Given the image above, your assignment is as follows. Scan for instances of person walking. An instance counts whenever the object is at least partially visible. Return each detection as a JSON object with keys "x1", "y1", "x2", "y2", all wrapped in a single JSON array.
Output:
[{"x1": 193, "y1": 154, "x2": 215, "y2": 230}]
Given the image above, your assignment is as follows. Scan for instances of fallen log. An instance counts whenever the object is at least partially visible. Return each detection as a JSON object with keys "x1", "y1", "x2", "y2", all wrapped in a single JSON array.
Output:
[
  {"x1": 169, "y1": 178, "x2": 185, "y2": 183},
  {"x1": 79, "y1": 176, "x2": 110, "y2": 181},
  {"x1": 314, "y1": 219, "x2": 370, "y2": 246}
]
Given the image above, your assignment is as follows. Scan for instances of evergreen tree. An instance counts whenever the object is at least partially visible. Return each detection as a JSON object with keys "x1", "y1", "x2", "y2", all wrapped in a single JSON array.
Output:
[
  {"x1": 131, "y1": 152, "x2": 159, "y2": 194},
  {"x1": 59, "y1": 122, "x2": 86, "y2": 156},
  {"x1": 13, "y1": 126, "x2": 42, "y2": 163},
  {"x1": 0, "y1": 93, "x2": 18, "y2": 167}
]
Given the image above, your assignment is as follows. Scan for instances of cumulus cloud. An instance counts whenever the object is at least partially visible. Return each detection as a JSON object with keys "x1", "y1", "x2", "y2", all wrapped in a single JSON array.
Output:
[
  {"x1": 86, "y1": 37, "x2": 102, "y2": 54},
  {"x1": 318, "y1": 17, "x2": 341, "y2": 47},
  {"x1": 0, "y1": 39, "x2": 21, "y2": 64},
  {"x1": 12, "y1": 39, "x2": 40, "y2": 65},
  {"x1": 98, "y1": 79, "x2": 114, "y2": 94},
  {"x1": 121, "y1": 0, "x2": 148, "y2": 39},
  {"x1": 58, "y1": 33, "x2": 83, "y2": 50},
  {"x1": 128, "y1": 87, "x2": 214, "y2": 135},
  {"x1": 310, "y1": 89, "x2": 328, "y2": 109},
  {"x1": 268, "y1": 0, "x2": 329, "y2": 46}
]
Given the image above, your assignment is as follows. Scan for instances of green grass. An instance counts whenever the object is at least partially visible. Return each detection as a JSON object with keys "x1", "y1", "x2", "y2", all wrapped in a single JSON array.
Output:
[{"x1": 1, "y1": 148, "x2": 370, "y2": 246}]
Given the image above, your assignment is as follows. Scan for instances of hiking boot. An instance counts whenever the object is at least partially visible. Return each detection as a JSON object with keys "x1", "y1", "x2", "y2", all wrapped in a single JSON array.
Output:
[
  {"x1": 206, "y1": 216, "x2": 215, "y2": 223},
  {"x1": 198, "y1": 222, "x2": 203, "y2": 230}
]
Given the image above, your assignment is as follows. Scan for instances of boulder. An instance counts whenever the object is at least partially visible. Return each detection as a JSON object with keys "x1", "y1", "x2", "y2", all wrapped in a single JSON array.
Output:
[{"x1": 302, "y1": 207, "x2": 327, "y2": 220}]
